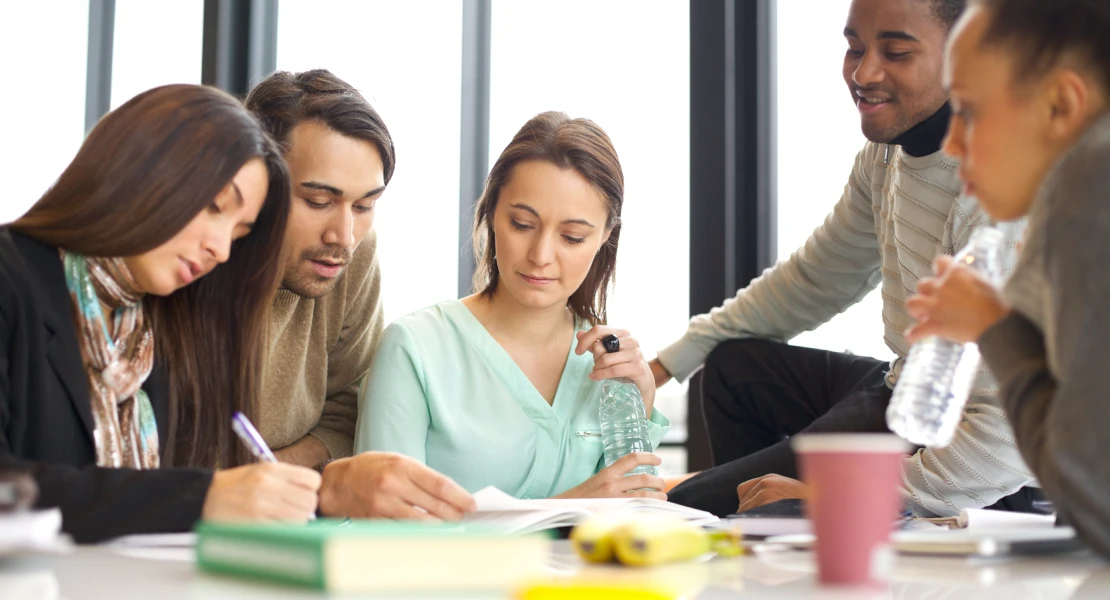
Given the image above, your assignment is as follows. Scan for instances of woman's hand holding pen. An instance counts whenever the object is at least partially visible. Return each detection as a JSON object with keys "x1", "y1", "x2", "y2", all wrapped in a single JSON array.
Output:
[
  {"x1": 575, "y1": 326, "x2": 657, "y2": 417},
  {"x1": 209, "y1": 412, "x2": 320, "y2": 522},
  {"x1": 202, "y1": 463, "x2": 321, "y2": 522}
]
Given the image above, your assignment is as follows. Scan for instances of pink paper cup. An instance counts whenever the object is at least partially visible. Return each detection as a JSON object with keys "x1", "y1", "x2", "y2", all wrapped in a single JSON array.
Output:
[{"x1": 792, "y1": 433, "x2": 910, "y2": 587}]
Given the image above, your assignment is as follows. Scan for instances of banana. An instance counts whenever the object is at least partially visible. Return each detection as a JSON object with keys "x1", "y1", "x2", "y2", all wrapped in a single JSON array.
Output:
[
  {"x1": 570, "y1": 512, "x2": 636, "y2": 563},
  {"x1": 572, "y1": 513, "x2": 744, "y2": 567},
  {"x1": 612, "y1": 515, "x2": 713, "y2": 567}
]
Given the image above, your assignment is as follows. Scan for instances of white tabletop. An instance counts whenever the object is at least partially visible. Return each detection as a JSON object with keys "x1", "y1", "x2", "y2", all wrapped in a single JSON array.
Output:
[{"x1": 1, "y1": 540, "x2": 1107, "y2": 599}]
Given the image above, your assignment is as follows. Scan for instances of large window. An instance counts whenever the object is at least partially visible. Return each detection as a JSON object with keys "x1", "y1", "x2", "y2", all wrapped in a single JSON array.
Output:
[
  {"x1": 110, "y1": 0, "x2": 204, "y2": 109},
  {"x1": 775, "y1": 0, "x2": 892, "y2": 362},
  {"x1": 490, "y1": 0, "x2": 691, "y2": 473},
  {"x1": 3, "y1": 2, "x2": 699, "y2": 477},
  {"x1": 0, "y1": 4, "x2": 88, "y2": 224},
  {"x1": 277, "y1": 0, "x2": 463, "y2": 324}
]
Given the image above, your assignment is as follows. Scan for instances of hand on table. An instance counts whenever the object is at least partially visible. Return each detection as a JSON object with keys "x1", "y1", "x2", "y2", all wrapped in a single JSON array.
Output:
[
  {"x1": 736, "y1": 474, "x2": 810, "y2": 513},
  {"x1": 318, "y1": 451, "x2": 475, "y2": 521}
]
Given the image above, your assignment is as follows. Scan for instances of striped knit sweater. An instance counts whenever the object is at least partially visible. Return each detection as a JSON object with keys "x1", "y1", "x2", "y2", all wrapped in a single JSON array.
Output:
[{"x1": 657, "y1": 142, "x2": 1034, "y2": 517}]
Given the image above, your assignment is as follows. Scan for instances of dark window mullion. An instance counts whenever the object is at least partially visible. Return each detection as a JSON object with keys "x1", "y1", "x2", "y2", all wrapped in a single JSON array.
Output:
[
  {"x1": 202, "y1": 0, "x2": 278, "y2": 97},
  {"x1": 687, "y1": 0, "x2": 776, "y2": 472},
  {"x1": 458, "y1": 0, "x2": 492, "y2": 298},
  {"x1": 85, "y1": 0, "x2": 115, "y2": 132}
]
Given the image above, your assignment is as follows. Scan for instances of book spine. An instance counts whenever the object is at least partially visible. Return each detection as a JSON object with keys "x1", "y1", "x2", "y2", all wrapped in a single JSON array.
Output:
[{"x1": 196, "y1": 533, "x2": 326, "y2": 589}]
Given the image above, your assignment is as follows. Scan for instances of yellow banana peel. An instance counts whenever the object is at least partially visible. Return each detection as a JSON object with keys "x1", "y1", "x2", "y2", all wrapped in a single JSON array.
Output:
[
  {"x1": 569, "y1": 512, "x2": 636, "y2": 563},
  {"x1": 613, "y1": 515, "x2": 711, "y2": 567},
  {"x1": 571, "y1": 513, "x2": 744, "y2": 568}
]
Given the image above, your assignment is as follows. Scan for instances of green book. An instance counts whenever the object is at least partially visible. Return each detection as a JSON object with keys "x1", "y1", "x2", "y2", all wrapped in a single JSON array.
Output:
[{"x1": 195, "y1": 519, "x2": 550, "y2": 593}]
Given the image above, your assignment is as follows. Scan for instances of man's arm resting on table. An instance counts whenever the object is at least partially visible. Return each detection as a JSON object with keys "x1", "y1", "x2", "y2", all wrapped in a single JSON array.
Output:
[
  {"x1": 274, "y1": 435, "x2": 331, "y2": 468},
  {"x1": 316, "y1": 452, "x2": 476, "y2": 521}
]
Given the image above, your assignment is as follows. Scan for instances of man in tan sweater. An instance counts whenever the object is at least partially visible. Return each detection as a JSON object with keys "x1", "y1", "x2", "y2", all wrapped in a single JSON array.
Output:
[
  {"x1": 655, "y1": 0, "x2": 1038, "y2": 518},
  {"x1": 245, "y1": 70, "x2": 475, "y2": 520}
]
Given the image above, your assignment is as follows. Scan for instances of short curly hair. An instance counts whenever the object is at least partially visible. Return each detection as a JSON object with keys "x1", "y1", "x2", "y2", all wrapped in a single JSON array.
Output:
[{"x1": 929, "y1": 0, "x2": 967, "y2": 28}]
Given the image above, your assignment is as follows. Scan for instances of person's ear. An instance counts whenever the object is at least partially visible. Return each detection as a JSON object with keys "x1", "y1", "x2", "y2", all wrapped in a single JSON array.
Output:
[
  {"x1": 1045, "y1": 69, "x2": 1091, "y2": 142},
  {"x1": 598, "y1": 227, "x2": 613, "y2": 253}
]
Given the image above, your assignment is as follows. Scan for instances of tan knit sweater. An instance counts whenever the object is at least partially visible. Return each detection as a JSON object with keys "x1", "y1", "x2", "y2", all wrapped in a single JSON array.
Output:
[
  {"x1": 657, "y1": 142, "x2": 1033, "y2": 517},
  {"x1": 258, "y1": 232, "x2": 384, "y2": 458}
]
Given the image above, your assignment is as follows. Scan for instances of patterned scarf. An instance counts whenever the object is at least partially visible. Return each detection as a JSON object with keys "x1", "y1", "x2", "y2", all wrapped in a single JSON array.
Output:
[{"x1": 62, "y1": 251, "x2": 159, "y2": 469}]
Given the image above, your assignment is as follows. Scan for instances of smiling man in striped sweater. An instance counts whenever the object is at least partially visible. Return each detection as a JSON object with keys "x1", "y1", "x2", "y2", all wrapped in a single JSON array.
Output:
[{"x1": 654, "y1": 0, "x2": 1040, "y2": 518}]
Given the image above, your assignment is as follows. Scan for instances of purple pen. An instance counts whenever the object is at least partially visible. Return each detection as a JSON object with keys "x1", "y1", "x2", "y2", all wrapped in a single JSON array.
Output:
[
  {"x1": 231, "y1": 411, "x2": 278, "y2": 463},
  {"x1": 231, "y1": 412, "x2": 317, "y2": 521}
]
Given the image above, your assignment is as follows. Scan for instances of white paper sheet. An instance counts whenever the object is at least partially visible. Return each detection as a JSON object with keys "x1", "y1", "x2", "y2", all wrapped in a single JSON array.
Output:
[
  {"x1": 465, "y1": 486, "x2": 719, "y2": 534},
  {"x1": 102, "y1": 532, "x2": 197, "y2": 547},
  {"x1": 0, "y1": 509, "x2": 70, "y2": 556},
  {"x1": 959, "y1": 508, "x2": 1057, "y2": 529}
]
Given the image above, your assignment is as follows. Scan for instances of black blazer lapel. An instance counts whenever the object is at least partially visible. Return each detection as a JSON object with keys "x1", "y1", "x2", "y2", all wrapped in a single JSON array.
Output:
[
  {"x1": 16, "y1": 235, "x2": 95, "y2": 442},
  {"x1": 45, "y1": 326, "x2": 94, "y2": 442}
]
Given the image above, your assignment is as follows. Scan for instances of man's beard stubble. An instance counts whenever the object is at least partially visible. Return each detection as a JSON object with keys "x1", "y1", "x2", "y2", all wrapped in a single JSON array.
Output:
[{"x1": 281, "y1": 245, "x2": 353, "y2": 299}]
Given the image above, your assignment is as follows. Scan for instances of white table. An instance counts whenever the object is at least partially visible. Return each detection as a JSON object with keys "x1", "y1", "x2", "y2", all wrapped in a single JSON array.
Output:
[{"x1": 1, "y1": 541, "x2": 1107, "y2": 599}]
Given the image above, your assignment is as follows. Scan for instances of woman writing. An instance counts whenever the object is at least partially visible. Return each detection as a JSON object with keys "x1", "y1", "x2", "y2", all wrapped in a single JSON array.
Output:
[
  {"x1": 1, "y1": 84, "x2": 319, "y2": 543},
  {"x1": 356, "y1": 112, "x2": 668, "y2": 508}
]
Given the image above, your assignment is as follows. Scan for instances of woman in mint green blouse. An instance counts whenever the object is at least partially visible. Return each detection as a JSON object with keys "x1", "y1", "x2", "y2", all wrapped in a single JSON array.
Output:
[{"x1": 356, "y1": 111, "x2": 669, "y2": 500}]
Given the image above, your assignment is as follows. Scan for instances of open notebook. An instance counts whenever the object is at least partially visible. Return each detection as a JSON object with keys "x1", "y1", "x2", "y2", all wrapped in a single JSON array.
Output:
[
  {"x1": 918, "y1": 508, "x2": 1057, "y2": 529},
  {"x1": 762, "y1": 527, "x2": 1082, "y2": 557},
  {"x1": 463, "y1": 486, "x2": 719, "y2": 534}
]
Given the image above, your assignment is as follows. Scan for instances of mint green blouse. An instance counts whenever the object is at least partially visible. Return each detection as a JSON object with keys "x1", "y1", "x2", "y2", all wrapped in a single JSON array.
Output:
[{"x1": 354, "y1": 300, "x2": 670, "y2": 498}]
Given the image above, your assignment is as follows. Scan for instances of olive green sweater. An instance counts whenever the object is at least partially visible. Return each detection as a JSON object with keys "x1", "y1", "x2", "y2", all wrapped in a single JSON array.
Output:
[{"x1": 979, "y1": 114, "x2": 1110, "y2": 558}]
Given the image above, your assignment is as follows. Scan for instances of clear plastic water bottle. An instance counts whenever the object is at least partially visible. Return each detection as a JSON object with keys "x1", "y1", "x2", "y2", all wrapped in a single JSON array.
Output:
[
  {"x1": 886, "y1": 226, "x2": 1005, "y2": 447},
  {"x1": 599, "y1": 379, "x2": 658, "y2": 476}
]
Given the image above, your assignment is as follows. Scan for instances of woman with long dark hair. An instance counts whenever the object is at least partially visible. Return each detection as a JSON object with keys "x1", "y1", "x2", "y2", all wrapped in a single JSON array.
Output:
[{"x1": 0, "y1": 84, "x2": 320, "y2": 543}]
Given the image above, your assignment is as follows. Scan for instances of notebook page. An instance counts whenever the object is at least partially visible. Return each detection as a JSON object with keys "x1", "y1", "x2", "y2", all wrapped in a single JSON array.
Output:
[
  {"x1": 462, "y1": 510, "x2": 583, "y2": 535},
  {"x1": 469, "y1": 486, "x2": 718, "y2": 529},
  {"x1": 958, "y1": 509, "x2": 1057, "y2": 529}
]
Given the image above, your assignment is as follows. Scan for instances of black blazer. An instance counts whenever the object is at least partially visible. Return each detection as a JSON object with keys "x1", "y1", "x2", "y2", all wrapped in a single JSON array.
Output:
[{"x1": 0, "y1": 227, "x2": 212, "y2": 543}]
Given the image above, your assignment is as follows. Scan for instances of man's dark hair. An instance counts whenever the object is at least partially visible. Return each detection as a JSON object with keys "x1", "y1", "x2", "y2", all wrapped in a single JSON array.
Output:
[
  {"x1": 246, "y1": 69, "x2": 396, "y2": 185},
  {"x1": 974, "y1": 0, "x2": 1110, "y2": 94},
  {"x1": 930, "y1": 0, "x2": 967, "y2": 29}
]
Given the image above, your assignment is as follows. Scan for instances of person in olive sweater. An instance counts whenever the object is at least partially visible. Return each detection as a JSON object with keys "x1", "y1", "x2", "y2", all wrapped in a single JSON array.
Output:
[
  {"x1": 246, "y1": 70, "x2": 475, "y2": 521},
  {"x1": 907, "y1": 0, "x2": 1110, "y2": 558}
]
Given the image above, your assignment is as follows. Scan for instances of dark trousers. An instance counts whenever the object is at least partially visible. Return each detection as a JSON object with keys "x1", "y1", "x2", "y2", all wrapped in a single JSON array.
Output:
[{"x1": 668, "y1": 339, "x2": 1043, "y2": 517}]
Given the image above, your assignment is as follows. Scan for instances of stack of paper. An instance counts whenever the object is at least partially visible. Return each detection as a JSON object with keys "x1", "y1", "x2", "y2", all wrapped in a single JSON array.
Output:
[
  {"x1": 919, "y1": 508, "x2": 1057, "y2": 529},
  {"x1": 102, "y1": 532, "x2": 197, "y2": 561},
  {"x1": 463, "y1": 486, "x2": 719, "y2": 534},
  {"x1": 0, "y1": 508, "x2": 69, "y2": 556}
]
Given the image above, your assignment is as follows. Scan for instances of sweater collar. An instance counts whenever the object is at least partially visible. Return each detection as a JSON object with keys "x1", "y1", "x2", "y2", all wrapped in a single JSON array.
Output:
[{"x1": 891, "y1": 103, "x2": 952, "y2": 158}]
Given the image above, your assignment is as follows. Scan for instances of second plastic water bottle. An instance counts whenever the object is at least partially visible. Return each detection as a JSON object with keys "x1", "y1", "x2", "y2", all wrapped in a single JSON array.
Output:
[
  {"x1": 599, "y1": 379, "x2": 658, "y2": 476},
  {"x1": 886, "y1": 226, "x2": 1005, "y2": 447}
]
